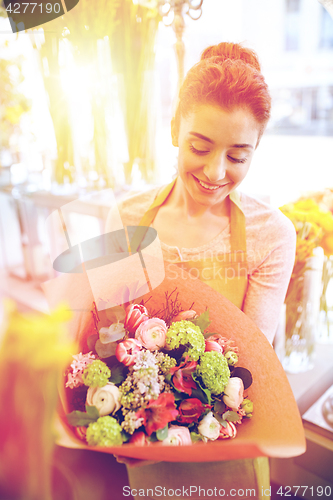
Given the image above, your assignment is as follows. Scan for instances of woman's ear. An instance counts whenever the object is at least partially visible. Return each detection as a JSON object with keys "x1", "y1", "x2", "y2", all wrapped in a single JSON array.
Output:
[{"x1": 171, "y1": 117, "x2": 179, "y2": 147}]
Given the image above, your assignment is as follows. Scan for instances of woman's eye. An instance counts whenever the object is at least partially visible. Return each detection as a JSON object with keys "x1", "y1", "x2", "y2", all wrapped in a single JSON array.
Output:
[
  {"x1": 228, "y1": 156, "x2": 247, "y2": 164},
  {"x1": 189, "y1": 144, "x2": 210, "y2": 155}
]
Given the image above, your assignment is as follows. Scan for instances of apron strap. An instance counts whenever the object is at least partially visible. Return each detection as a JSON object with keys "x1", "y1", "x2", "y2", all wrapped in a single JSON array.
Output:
[
  {"x1": 137, "y1": 178, "x2": 177, "y2": 229},
  {"x1": 229, "y1": 190, "x2": 247, "y2": 254}
]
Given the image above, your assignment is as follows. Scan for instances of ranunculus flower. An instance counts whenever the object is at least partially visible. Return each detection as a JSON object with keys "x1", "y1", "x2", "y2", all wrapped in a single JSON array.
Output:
[
  {"x1": 219, "y1": 421, "x2": 237, "y2": 439},
  {"x1": 135, "y1": 318, "x2": 167, "y2": 350},
  {"x1": 116, "y1": 338, "x2": 142, "y2": 366},
  {"x1": 136, "y1": 393, "x2": 179, "y2": 436},
  {"x1": 197, "y1": 411, "x2": 221, "y2": 441},
  {"x1": 222, "y1": 377, "x2": 244, "y2": 410},
  {"x1": 162, "y1": 425, "x2": 192, "y2": 446},
  {"x1": 178, "y1": 398, "x2": 211, "y2": 424},
  {"x1": 169, "y1": 357, "x2": 197, "y2": 396},
  {"x1": 124, "y1": 304, "x2": 149, "y2": 335},
  {"x1": 205, "y1": 339, "x2": 223, "y2": 354},
  {"x1": 173, "y1": 310, "x2": 197, "y2": 322},
  {"x1": 207, "y1": 334, "x2": 239, "y2": 354},
  {"x1": 129, "y1": 431, "x2": 150, "y2": 446},
  {"x1": 86, "y1": 382, "x2": 121, "y2": 416}
]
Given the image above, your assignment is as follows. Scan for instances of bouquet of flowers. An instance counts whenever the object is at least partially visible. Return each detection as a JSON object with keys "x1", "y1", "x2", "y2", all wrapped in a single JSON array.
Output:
[
  {"x1": 63, "y1": 291, "x2": 254, "y2": 449},
  {"x1": 51, "y1": 263, "x2": 305, "y2": 461}
]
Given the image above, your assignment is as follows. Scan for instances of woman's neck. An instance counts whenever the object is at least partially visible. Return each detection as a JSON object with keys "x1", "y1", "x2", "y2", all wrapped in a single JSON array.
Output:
[{"x1": 169, "y1": 177, "x2": 230, "y2": 221}]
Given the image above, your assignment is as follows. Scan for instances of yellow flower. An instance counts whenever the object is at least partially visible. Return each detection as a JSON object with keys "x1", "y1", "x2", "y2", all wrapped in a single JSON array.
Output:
[
  {"x1": 321, "y1": 234, "x2": 333, "y2": 256},
  {"x1": 1, "y1": 300, "x2": 74, "y2": 370},
  {"x1": 294, "y1": 199, "x2": 318, "y2": 211}
]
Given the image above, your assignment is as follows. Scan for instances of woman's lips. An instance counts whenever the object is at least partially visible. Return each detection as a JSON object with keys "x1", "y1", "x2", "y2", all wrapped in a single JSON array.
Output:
[{"x1": 193, "y1": 175, "x2": 227, "y2": 193}]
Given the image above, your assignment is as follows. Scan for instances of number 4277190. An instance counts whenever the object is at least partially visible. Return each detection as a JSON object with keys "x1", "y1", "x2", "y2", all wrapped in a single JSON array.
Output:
[
  {"x1": 6, "y1": 3, "x2": 61, "y2": 14},
  {"x1": 277, "y1": 485, "x2": 331, "y2": 497}
]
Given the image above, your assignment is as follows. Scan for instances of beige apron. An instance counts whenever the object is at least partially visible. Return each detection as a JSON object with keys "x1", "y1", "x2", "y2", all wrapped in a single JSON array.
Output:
[{"x1": 127, "y1": 178, "x2": 270, "y2": 500}]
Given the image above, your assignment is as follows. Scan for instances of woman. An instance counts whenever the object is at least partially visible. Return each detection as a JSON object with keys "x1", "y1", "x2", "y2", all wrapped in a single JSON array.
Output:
[{"x1": 107, "y1": 42, "x2": 296, "y2": 500}]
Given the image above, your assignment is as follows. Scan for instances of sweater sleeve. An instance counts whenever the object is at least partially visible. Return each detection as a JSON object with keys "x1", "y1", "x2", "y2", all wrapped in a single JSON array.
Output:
[{"x1": 242, "y1": 211, "x2": 296, "y2": 344}]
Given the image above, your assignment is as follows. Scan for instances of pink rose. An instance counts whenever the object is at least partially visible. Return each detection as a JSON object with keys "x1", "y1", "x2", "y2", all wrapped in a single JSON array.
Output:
[
  {"x1": 219, "y1": 421, "x2": 237, "y2": 439},
  {"x1": 135, "y1": 318, "x2": 167, "y2": 350},
  {"x1": 222, "y1": 377, "x2": 244, "y2": 410},
  {"x1": 173, "y1": 310, "x2": 197, "y2": 322},
  {"x1": 116, "y1": 338, "x2": 142, "y2": 366},
  {"x1": 205, "y1": 340, "x2": 223, "y2": 354},
  {"x1": 124, "y1": 304, "x2": 149, "y2": 335},
  {"x1": 162, "y1": 425, "x2": 192, "y2": 446}
]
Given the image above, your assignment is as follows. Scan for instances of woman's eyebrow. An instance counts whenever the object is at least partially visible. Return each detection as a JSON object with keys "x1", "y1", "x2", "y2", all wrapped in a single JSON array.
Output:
[
  {"x1": 188, "y1": 133, "x2": 253, "y2": 150},
  {"x1": 232, "y1": 143, "x2": 254, "y2": 149},
  {"x1": 189, "y1": 132, "x2": 214, "y2": 143}
]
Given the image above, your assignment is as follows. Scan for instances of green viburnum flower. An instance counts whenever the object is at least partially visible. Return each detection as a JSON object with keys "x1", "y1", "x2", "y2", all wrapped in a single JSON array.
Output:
[
  {"x1": 86, "y1": 416, "x2": 123, "y2": 446},
  {"x1": 165, "y1": 320, "x2": 205, "y2": 361},
  {"x1": 224, "y1": 351, "x2": 238, "y2": 366},
  {"x1": 241, "y1": 398, "x2": 253, "y2": 417},
  {"x1": 197, "y1": 351, "x2": 230, "y2": 395},
  {"x1": 82, "y1": 360, "x2": 111, "y2": 387}
]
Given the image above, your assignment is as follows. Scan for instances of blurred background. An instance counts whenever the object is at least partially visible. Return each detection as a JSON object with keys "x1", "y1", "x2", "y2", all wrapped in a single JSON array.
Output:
[{"x1": 0, "y1": 0, "x2": 333, "y2": 499}]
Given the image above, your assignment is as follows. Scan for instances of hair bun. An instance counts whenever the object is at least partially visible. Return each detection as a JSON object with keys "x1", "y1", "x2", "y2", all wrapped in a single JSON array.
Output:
[{"x1": 200, "y1": 42, "x2": 261, "y2": 72}]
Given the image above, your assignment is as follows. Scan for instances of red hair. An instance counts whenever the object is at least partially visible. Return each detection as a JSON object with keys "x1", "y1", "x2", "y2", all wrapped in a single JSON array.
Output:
[{"x1": 174, "y1": 42, "x2": 271, "y2": 142}]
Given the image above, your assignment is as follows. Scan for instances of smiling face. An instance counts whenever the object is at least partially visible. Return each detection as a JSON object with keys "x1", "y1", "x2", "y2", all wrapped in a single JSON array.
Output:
[{"x1": 172, "y1": 105, "x2": 261, "y2": 210}]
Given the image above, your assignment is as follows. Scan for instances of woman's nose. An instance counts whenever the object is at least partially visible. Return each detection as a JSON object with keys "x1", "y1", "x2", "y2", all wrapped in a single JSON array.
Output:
[{"x1": 203, "y1": 154, "x2": 227, "y2": 183}]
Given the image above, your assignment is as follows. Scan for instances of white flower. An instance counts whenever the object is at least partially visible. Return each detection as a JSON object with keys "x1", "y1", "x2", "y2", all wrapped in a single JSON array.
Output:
[
  {"x1": 86, "y1": 382, "x2": 121, "y2": 416},
  {"x1": 162, "y1": 425, "x2": 192, "y2": 446},
  {"x1": 198, "y1": 412, "x2": 220, "y2": 441},
  {"x1": 222, "y1": 377, "x2": 244, "y2": 410}
]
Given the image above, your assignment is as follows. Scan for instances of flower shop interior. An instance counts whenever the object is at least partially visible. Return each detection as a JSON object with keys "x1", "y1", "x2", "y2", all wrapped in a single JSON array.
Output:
[{"x1": 0, "y1": 0, "x2": 333, "y2": 499}]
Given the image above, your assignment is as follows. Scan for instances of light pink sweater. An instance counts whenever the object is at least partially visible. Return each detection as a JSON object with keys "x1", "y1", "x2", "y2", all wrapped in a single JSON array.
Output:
[{"x1": 107, "y1": 186, "x2": 296, "y2": 343}]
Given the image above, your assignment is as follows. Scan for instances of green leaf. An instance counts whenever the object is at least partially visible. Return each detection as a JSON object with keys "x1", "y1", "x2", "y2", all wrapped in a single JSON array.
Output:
[
  {"x1": 223, "y1": 411, "x2": 239, "y2": 422},
  {"x1": 173, "y1": 391, "x2": 187, "y2": 401},
  {"x1": 148, "y1": 433, "x2": 158, "y2": 442},
  {"x1": 105, "y1": 306, "x2": 126, "y2": 323},
  {"x1": 190, "y1": 432, "x2": 203, "y2": 442},
  {"x1": 109, "y1": 362, "x2": 126, "y2": 385},
  {"x1": 191, "y1": 373, "x2": 212, "y2": 405},
  {"x1": 156, "y1": 425, "x2": 169, "y2": 441},
  {"x1": 214, "y1": 400, "x2": 226, "y2": 415},
  {"x1": 204, "y1": 332, "x2": 219, "y2": 339},
  {"x1": 214, "y1": 413, "x2": 223, "y2": 424},
  {"x1": 192, "y1": 310, "x2": 211, "y2": 333},
  {"x1": 66, "y1": 405, "x2": 100, "y2": 427},
  {"x1": 121, "y1": 430, "x2": 131, "y2": 443}
]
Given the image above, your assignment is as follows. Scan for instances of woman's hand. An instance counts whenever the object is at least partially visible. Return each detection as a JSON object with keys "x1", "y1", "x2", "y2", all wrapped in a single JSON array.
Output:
[{"x1": 114, "y1": 455, "x2": 160, "y2": 468}]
